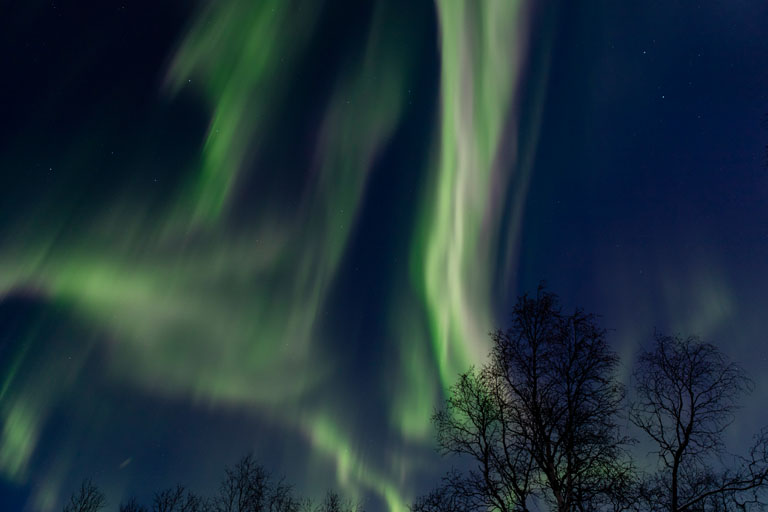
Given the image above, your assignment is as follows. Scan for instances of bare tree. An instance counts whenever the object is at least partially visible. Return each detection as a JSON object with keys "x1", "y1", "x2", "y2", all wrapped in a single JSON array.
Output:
[
  {"x1": 59, "y1": 455, "x2": 362, "y2": 512},
  {"x1": 314, "y1": 490, "x2": 362, "y2": 512},
  {"x1": 431, "y1": 368, "x2": 535, "y2": 512},
  {"x1": 63, "y1": 479, "x2": 106, "y2": 512},
  {"x1": 411, "y1": 476, "x2": 477, "y2": 512},
  {"x1": 153, "y1": 484, "x2": 206, "y2": 512},
  {"x1": 120, "y1": 497, "x2": 149, "y2": 512},
  {"x1": 631, "y1": 333, "x2": 768, "y2": 511},
  {"x1": 215, "y1": 454, "x2": 298, "y2": 512},
  {"x1": 423, "y1": 287, "x2": 634, "y2": 512}
]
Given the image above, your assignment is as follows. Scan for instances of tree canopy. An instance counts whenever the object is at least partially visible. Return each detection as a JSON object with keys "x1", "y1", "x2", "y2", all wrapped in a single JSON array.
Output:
[{"x1": 417, "y1": 288, "x2": 768, "y2": 512}]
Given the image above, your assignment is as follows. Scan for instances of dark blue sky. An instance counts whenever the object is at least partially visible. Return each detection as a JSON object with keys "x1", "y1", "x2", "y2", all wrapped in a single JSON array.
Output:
[{"x1": 1, "y1": 1, "x2": 767, "y2": 511}]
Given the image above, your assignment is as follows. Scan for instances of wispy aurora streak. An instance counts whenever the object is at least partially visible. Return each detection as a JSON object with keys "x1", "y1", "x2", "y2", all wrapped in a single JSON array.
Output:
[
  {"x1": 392, "y1": 0, "x2": 540, "y2": 442},
  {"x1": 165, "y1": 0, "x2": 322, "y2": 224},
  {"x1": 416, "y1": 0, "x2": 533, "y2": 386},
  {"x1": 0, "y1": 1, "x2": 543, "y2": 510}
]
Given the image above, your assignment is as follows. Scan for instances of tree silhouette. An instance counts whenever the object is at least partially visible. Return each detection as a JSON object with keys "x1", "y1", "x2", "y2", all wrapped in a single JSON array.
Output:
[
  {"x1": 631, "y1": 333, "x2": 768, "y2": 511},
  {"x1": 58, "y1": 456, "x2": 356, "y2": 512},
  {"x1": 120, "y1": 497, "x2": 149, "y2": 512},
  {"x1": 411, "y1": 477, "x2": 472, "y2": 512},
  {"x1": 428, "y1": 368, "x2": 536, "y2": 512},
  {"x1": 421, "y1": 287, "x2": 635, "y2": 512},
  {"x1": 313, "y1": 490, "x2": 362, "y2": 512},
  {"x1": 63, "y1": 479, "x2": 106, "y2": 512},
  {"x1": 214, "y1": 453, "x2": 298, "y2": 512},
  {"x1": 153, "y1": 484, "x2": 206, "y2": 512}
]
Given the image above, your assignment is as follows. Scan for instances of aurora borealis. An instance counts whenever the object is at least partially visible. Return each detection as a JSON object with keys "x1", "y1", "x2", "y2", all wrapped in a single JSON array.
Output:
[{"x1": 2, "y1": 1, "x2": 768, "y2": 511}]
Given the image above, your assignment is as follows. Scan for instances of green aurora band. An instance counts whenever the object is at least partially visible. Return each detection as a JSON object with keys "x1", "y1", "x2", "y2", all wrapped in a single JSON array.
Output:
[
  {"x1": 394, "y1": 0, "x2": 541, "y2": 441},
  {"x1": 0, "y1": 1, "x2": 545, "y2": 510},
  {"x1": 419, "y1": 0, "x2": 532, "y2": 389}
]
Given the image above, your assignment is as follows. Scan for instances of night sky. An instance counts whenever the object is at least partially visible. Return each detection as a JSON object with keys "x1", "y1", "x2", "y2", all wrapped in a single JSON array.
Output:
[{"x1": 1, "y1": 1, "x2": 768, "y2": 511}]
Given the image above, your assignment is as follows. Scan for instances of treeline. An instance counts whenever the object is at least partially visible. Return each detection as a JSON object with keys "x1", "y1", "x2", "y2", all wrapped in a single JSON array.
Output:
[
  {"x1": 64, "y1": 286, "x2": 768, "y2": 512},
  {"x1": 415, "y1": 286, "x2": 768, "y2": 512},
  {"x1": 63, "y1": 454, "x2": 361, "y2": 512}
]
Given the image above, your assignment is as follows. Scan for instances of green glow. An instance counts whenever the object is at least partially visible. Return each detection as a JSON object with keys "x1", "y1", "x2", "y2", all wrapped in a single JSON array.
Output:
[
  {"x1": 0, "y1": 1, "x2": 545, "y2": 510},
  {"x1": 0, "y1": 400, "x2": 39, "y2": 481},
  {"x1": 0, "y1": 327, "x2": 35, "y2": 404},
  {"x1": 304, "y1": 414, "x2": 409, "y2": 512},
  {"x1": 661, "y1": 263, "x2": 734, "y2": 338},
  {"x1": 389, "y1": 298, "x2": 440, "y2": 441},
  {"x1": 413, "y1": 0, "x2": 531, "y2": 391},
  {"x1": 390, "y1": 0, "x2": 551, "y2": 460},
  {"x1": 165, "y1": 0, "x2": 322, "y2": 224},
  {"x1": 0, "y1": 0, "x2": 417, "y2": 508}
]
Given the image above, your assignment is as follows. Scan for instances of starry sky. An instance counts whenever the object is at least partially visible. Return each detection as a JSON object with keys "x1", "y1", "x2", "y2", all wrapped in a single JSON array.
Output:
[{"x1": 1, "y1": 1, "x2": 767, "y2": 511}]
